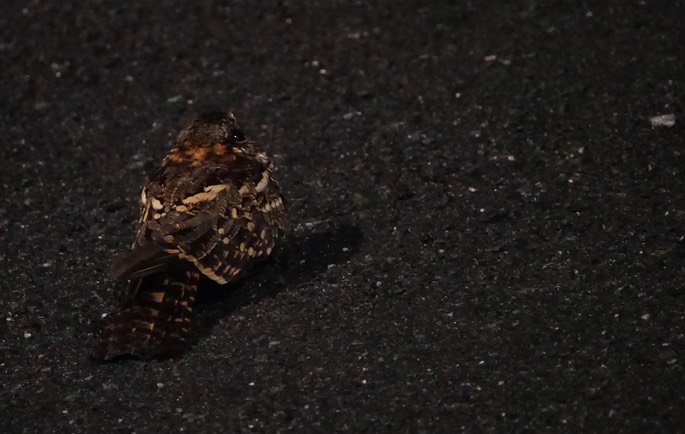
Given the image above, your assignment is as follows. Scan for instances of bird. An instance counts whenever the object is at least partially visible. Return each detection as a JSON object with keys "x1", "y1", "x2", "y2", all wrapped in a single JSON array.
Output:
[{"x1": 92, "y1": 112, "x2": 286, "y2": 360}]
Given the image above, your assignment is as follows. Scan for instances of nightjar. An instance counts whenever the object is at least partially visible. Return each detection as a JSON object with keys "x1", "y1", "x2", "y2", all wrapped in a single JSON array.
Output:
[{"x1": 93, "y1": 112, "x2": 286, "y2": 360}]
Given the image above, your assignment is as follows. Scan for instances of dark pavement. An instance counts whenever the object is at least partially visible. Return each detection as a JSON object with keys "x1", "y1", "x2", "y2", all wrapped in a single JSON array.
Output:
[{"x1": 1, "y1": 1, "x2": 683, "y2": 432}]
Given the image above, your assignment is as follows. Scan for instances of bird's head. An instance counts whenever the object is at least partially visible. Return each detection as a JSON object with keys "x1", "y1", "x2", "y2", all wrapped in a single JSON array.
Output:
[{"x1": 173, "y1": 112, "x2": 270, "y2": 166}]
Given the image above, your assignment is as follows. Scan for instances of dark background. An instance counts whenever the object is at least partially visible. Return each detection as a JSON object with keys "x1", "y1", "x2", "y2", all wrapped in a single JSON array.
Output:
[{"x1": 1, "y1": 1, "x2": 683, "y2": 432}]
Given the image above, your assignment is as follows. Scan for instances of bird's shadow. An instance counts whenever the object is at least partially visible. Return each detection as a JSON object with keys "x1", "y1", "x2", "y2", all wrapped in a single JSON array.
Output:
[{"x1": 188, "y1": 222, "x2": 363, "y2": 347}]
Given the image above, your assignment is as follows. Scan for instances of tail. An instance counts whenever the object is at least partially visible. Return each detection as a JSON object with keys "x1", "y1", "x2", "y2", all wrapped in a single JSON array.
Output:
[{"x1": 92, "y1": 267, "x2": 200, "y2": 361}]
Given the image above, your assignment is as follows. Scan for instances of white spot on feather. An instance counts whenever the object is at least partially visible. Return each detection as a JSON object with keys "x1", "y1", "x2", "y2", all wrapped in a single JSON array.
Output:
[
  {"x1": 255, "y1": 171, "x2": 270, "y2": 193},
  {"x1": 182, "y1": 184, "x2": 227, "y2": 205}
]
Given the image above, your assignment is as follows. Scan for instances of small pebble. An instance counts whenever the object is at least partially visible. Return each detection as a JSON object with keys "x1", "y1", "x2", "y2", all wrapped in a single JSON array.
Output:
[{"x1": 649, "y1": 114, "x2": 675, "y2": 128}]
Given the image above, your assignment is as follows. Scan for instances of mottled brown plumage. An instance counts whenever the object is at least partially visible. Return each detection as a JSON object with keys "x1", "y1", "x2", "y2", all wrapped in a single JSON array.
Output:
[{"x1": 93, "y1": 112, "x2": 286, "y2": 360}]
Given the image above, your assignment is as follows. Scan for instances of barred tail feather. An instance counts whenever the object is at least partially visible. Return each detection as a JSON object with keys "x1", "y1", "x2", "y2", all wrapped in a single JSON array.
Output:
[{"x1": 92, "y1": 268, "x2": 200, "y2": 361}]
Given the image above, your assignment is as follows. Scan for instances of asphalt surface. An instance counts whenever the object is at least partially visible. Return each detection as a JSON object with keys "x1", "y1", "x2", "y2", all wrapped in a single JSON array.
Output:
[{"x1": 1, "y1": 1, "x2": 683, "y2": 432}]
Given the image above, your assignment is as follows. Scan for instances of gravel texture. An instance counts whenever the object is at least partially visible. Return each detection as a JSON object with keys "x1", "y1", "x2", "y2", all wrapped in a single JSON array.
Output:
[{"x1": 1, "y1": 1, "x2": 683, "y2": 432}]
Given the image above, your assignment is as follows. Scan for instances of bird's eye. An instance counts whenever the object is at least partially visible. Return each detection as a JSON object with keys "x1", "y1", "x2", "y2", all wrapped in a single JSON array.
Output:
[{"x1": 231, "y1": 128, "x2": 246, "y2": 142}]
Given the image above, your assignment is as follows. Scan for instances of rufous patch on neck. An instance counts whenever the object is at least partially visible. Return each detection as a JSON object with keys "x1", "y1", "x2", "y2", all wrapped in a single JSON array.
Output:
[{"x1": 212, "y1": 143, "x2": 226, "y2": 155}]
